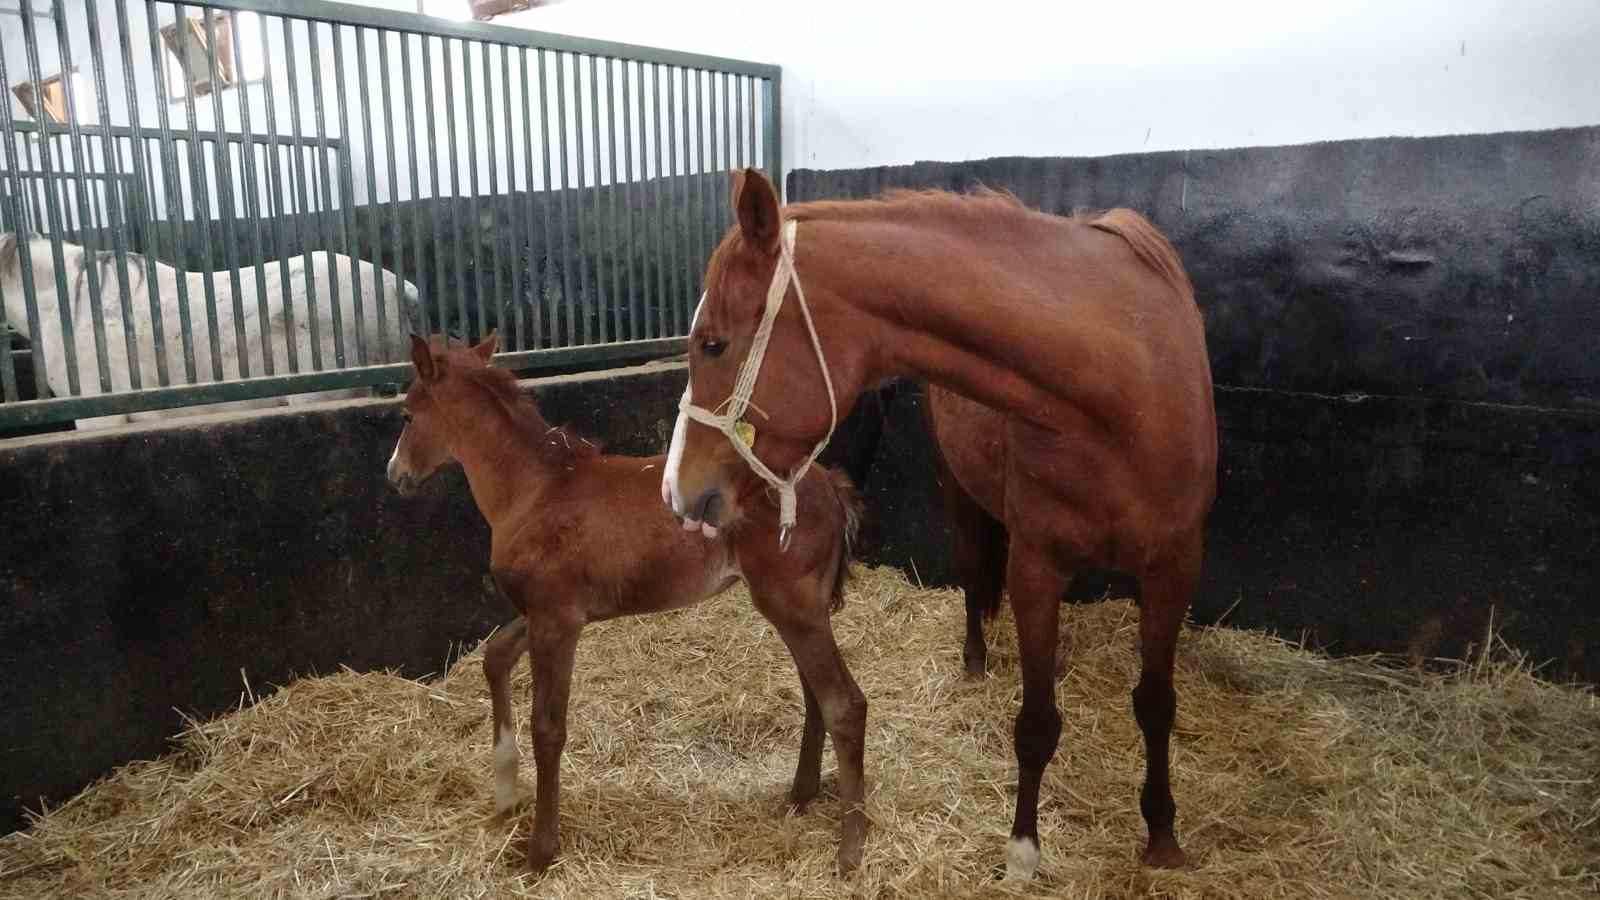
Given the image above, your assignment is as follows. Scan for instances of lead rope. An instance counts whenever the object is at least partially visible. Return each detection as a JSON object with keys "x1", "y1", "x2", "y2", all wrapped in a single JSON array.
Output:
[{"x1": 680, "y1": 220, "x2": 837, "y2": 549}]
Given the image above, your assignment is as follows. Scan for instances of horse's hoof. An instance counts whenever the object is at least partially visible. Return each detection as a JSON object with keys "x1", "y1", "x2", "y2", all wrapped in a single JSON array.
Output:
[
  {"x1": 526, "y1": 837, "x2": 560, "y2": 874},
  {"x1": 962, "y1": 655, "x2": 987, "y2": 678},
  {"x1": 1140, "y1": 838, "x2": 1187, "y2": 869},
  {"x1": 836, "y1": 846, "x2": 863, "y2": 877},
  {"x1": 1004, "y1": 836, "x2": 1040, "y2": 880}
]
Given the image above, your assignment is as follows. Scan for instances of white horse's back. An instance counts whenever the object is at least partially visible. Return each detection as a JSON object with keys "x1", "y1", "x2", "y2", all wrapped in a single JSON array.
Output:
[{"x1": 1, "y1": 236, "x2": 421, "y2": 429}]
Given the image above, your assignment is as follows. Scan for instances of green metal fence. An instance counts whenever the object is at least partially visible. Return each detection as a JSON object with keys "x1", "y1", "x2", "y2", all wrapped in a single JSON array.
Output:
[{"x1": 0, "y1": 0, "x2": 780, "y2": 431}]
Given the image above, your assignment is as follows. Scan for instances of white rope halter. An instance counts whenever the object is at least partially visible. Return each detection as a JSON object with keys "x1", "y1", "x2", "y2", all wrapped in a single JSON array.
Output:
[{"x1": 680, "y1": 219, "x2": 837, "y2": 550}]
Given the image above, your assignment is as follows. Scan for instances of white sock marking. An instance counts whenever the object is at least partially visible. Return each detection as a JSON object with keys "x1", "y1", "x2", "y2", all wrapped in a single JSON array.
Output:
[
  {"x1": 493, "y1": 724, "x2": 519, "y2": 813},
  {"x1": 1005, "y1": 836, "x2": 1040, "y2": 880}
]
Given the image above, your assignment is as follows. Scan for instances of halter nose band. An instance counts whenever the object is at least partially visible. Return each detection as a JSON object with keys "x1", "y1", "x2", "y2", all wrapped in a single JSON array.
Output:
[{"x1": 679, "y1": 220, "x2": 838, "y2": 550}]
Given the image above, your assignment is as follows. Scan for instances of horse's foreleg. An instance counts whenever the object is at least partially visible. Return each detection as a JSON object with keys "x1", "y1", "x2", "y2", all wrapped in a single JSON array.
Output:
[
  {"x1": 482, "y1": 616, "x2": 528, "y2": 814},
  {"x1": 787, "y1": 672, "x2": 825, "y2": 813},
  {"x1": 526, "y1": 620, "x2": 581, "y2": 873},
  {"x1": 1004, "y1": 545, "x2": 1065, "y2": 881},
  {"x1": 755, "y1": 586, "x2": 868, "y2": 876},
  {"x1": 949, "y1": 491, "x2": 1007, "y2": 678},
  {"x1": 1132, "y1": 539, "x2": 1201, "y2": 869}
]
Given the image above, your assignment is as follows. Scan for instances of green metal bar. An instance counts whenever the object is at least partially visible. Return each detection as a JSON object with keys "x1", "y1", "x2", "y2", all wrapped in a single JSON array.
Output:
[
  {"x1": 201, "y1": 9, "x2": 251, "y2": 379},
  {"x1": 378, "y1": 28, "x2": 407, "y2": 347},
  {"x1": 767, "y1": 72, "x2": 782, "y2": 199},
  {"x1": 0, "y1": 336, "x2": 686, "y2": 430},
  {"x1": 622, "y1": 59, "x2": 639, "y2": 342},
  {"x1": 673, "y1": 65, "x2": 688, "y2": 336},
  {"x1": 650, "y1": 63, "x2": 666, "y2": 340},
  {"x1": 695, "y1": 68, "x2": 709, "y2": 305},
  {"x1": 504, "y1": 44, "x2": 522, "y2": 352},
  {"x1": 534, "y1": 48, "x2": 555, "y2": 350},
  {"x1": 283, "y1": 15, "x2": 326, "y2": 370},
  {"x1": 173, "y1": 2, "x2": 226, "y2": 381},
  {"x1": 606, "y1": 57, "x2": 621, "y2": 342},
  {"x1": 443, "y1": 39, "x2": 467, "y2": 339},
  {"x1": 554, "y1": 50, "x2": 575, "y2": 348},
  {"x1": 420, "y1": 34, "x2": 447, "y2": 340},
  {"x1": 399, "y1": 31, "x2": 430, "y2": 338},
  {"x1": 587, "y1": 53, "x2": 602, "y2": 344},
  {"x1": 570, "y1": 53, "x2": 587, "y2": 347},
  {"x1": 7, "y1": 119, "x2": 347, "y2": 151},
  {"x1": 465, "y1": 40, "x2": 486, "y2": 341},
  {"x1": 225, "y1": 9, "x2": 273, "y2": 376},
  {"x1": 721, "y1": 71, "x2": 732, "y2": 239},
  {"x1": 517, "y1": 48, "x2": 536, "y2": 351},
  {"x1": 257, "y1": 12, "x2": 300, "y2": 374},
  {"x1": 486, "y1": 42, "x2": 505, "y2": 348},
  {"x1": 195, "y1": 0, "x2": 780, "y2": 79},
  {"x1": 0, "y1": 77, "x2": 49, "y2": 397},
  {"x1": 307, "y1": 22, "x2": 349, "y2": 368},
  {"x1": 20, "y1": 0, "x2": 84, "y2": 395},
  {"x1": 82, "y1": 1, "x2": 143, "y2": 391},
  {"x1": 145, "y1": 0, "x2": 198, "y2": 383},
  {"x1": 331, "y1": 23, "x2": 368, "y2": 366},
  {"x1": 355, "y1": 26, "x2": 388, "y2": 360}
]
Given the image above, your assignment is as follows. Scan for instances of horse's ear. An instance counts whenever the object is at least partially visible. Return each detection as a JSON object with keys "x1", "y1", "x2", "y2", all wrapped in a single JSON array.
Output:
[
  {"x1": 470, "y1": 330, "x2": 497, "y2": 364},
  {"x1": 409, "y1": 333, "x2": 436, "y2": 381},
  {"x1": 733, "y1": 167, "x2": 780, "y2": 255}
]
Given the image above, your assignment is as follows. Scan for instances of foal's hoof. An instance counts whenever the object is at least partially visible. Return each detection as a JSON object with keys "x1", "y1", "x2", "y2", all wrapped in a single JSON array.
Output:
[
  {"x1": 1004, "y1": 836, "x2": 1040, "y2": 880},
  {"x1": 962, "y1": 654, "x2": 987, "y2": 679},
  {"x1": 836, "y1": 845, "x2": 863, "y2": 877},
  {"x1": 1140, "y1": 837, "x2": 1188, "y2": 869}
]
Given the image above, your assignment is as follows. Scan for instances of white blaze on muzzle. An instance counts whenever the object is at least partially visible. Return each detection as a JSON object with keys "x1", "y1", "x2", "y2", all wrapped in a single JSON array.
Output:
[{"x1": 678, "y1": 220, "x2": 837, "y2": 550}]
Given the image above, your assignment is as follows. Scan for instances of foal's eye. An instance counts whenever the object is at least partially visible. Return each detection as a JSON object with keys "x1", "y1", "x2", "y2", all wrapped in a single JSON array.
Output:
[
  {"x1": 700, "y1": 337, "x2": 727, "y2": 358},
  {"x1": 401, "y1": 410, "x2": 413, "y2": 424}
]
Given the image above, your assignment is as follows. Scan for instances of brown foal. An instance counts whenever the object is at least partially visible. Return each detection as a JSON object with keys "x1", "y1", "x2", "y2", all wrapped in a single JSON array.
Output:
[
  {"x1": 386, "y1": 333, "x2": 869, "y2": 874},
  {"x1": 666, "y1": 169, "x2": 1216, "y2": 878}
]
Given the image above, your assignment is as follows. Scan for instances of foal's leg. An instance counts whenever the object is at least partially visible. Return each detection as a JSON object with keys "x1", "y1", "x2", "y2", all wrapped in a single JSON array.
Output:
[
  {"x1": 788, "y1": 673, "x2": 826, "y2": 812},
  {"x1": 1004, "y1": 545, "x2": 1066, "y2": 881},
  {"x1": 1131, "y1": 538, "x2": 1201, "y2": 868},
  {"x1": 525, "y1": 620, "x2": 582, "y2": 873},
  {"x1": 483, "y1": 616, "x2": 529, "y2": 814},
  {"x1": 753, "y1": 586, "x2": 869, "y2": 875}
]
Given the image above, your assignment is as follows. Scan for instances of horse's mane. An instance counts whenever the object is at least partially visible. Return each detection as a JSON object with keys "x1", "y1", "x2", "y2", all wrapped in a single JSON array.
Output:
[
  {"x1": 782, "y1": 187, "x2": 1193, "y2": 301},
  {"x1": 442, "y1": 346, "x2": 602, "y2": 466},
  {"x1": 784, "y1": 185, "x2": 1026, "y2": 225}
]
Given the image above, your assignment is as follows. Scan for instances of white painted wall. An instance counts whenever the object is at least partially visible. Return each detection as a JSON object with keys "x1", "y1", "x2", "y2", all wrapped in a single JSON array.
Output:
[
  {"x1": 3, "y1": 0, "x2": 1595, "y2": 224},
  {"x1": 462, "y1": 0, "x2": 1600, "y2": 179}
]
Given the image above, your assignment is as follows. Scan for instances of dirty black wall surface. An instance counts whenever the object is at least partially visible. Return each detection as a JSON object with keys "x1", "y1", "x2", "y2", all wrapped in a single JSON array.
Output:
[
  {"x1": 794, "y1": 126, "x2": 1600, "y2": 682},
  {"x1": 0, "y1": 362, "x2": 687, "y2": 833}
]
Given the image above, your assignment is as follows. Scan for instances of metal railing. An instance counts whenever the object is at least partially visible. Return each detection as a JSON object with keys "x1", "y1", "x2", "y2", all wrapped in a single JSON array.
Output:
[{"x1": 0, "y1": 0, "x2": 780, "y2": 430}]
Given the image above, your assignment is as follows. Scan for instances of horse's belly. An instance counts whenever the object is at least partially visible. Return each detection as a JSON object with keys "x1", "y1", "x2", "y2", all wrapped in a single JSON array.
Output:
[{"x1": 928, "y1": 384, "x2": 1007, "y2": 520}]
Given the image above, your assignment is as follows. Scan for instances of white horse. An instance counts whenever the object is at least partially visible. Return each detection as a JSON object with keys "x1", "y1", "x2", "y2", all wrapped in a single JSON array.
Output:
[{"x1": 0, "y1": 233, "x2": 422, "y2": 429}]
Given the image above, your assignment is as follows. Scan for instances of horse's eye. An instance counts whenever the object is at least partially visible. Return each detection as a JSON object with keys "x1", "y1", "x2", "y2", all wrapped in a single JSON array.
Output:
[
  {"x1": 401, "y1": 410, "x2": 413, "y2": 424},
  {"x1": 701, "y1": 337, "x2": 727, "y2": 358}
]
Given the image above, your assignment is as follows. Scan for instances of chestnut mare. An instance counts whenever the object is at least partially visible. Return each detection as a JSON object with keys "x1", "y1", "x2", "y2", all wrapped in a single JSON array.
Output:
[
  {"x1": 664, "y1": 169, "x2": 1217, "y2": 879},
  {"x1": 386, "y1": 333, "x2": 869, "y2": 874}
]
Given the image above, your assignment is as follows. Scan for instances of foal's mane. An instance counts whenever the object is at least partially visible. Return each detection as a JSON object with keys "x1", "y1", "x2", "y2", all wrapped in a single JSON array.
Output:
[{"x1": 438, "y1": 344, "x2": 601, "y2": 465}]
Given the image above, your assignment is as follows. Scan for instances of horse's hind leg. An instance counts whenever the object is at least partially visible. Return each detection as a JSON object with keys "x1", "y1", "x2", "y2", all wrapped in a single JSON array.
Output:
[
  {"x1": 788, "y1": 673, "x2": 826, "y2": 813},
  {"x1": 1132, "y1": 538, "x2": 1201, "y2": 868},
  {"x1": 482, "y1": 616, "x2": 528, "y2": 814},
  {"x1": 948, "y1": 485, "x2": 1007, "y2": 677},
  {"x1": 753, "y1": 584, "x2": 868, "y2": 876}
]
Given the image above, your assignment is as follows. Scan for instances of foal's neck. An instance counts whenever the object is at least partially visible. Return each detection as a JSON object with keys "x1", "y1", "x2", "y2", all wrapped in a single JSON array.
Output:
[{"x1": 448, "y1": 385, "x2": 582, "y2": 527}]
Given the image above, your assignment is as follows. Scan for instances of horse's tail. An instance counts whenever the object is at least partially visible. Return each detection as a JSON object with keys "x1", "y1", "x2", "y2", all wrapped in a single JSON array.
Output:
[
  {"x1": 1087, "y1": 208, "x2": 1194, "y2": 302},
  {"x1": 825, "y1": 467, "x2": 865, "y2": 613}
]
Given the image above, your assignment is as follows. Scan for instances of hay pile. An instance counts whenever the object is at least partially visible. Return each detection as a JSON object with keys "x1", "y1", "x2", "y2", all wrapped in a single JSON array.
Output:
[{"x1": 3, "y1": 566, "x2": 1597, "y2": 899}]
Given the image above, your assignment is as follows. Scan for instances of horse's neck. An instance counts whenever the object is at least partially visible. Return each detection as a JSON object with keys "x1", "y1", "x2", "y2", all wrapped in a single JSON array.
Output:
[{"x1": 810, "y1": 222, "x2": 1131, "y2": 430}]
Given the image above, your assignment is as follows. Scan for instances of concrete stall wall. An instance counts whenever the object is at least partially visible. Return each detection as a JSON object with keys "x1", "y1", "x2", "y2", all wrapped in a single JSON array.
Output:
[
  {"x1": 791, "y1": 125, "x2": 1600, "y2": 685},
  {"x1": 0, "y1": 360, "x2": 686, "y2": 833}
]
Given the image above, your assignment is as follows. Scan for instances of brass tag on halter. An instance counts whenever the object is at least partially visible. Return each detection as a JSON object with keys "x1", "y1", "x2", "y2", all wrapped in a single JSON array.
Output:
[{"x1": 734, "y1": 420, "x2": 757, "y2": 448}]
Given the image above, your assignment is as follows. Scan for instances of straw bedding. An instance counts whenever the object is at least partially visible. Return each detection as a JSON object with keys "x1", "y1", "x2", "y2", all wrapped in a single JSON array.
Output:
[{"x1": 3, "y1": 566, "x2": 1596, "y2": 899}]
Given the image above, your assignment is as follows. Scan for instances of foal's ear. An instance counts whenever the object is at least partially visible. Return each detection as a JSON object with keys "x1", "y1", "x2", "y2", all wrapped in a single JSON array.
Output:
[
  {"x1": 733, "y1": 167, "x2": 781, "y2": 255},
  {"x1": 409, "y1": 333, "x2": 436, "y2": 381},
  {"x1": 470, "y1": 330, "x2": 497, "y2": 364}
]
